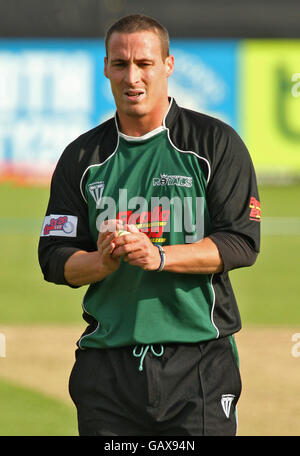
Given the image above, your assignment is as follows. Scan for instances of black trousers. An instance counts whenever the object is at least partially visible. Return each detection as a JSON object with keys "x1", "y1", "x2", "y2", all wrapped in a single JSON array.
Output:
[{"x1": 68, "y1": 336, "x2": 242, "y2": 436}]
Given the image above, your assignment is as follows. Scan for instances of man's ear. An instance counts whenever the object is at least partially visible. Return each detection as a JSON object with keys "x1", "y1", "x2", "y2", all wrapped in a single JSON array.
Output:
[
  {"x1": 165, "y1": 55, "x2": 174, "y2": 78},
  {"x1": 104, "y1": 57, "x2": 108, "y2": 78}
]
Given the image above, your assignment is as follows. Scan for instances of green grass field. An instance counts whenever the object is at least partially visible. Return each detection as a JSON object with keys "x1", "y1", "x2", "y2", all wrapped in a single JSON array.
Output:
[
  {"x1": 0, "y1": 182, "x2": 299, "y2": 435},
  {"x1": 0, "y1": 183, "x2": 86, "y2": 324},
  {"x1": 231, "y1": 184, "x2": 300, "y2": 325},
  {"x1": 0, "y1": 378, "x2": 77, "y2": 436}
]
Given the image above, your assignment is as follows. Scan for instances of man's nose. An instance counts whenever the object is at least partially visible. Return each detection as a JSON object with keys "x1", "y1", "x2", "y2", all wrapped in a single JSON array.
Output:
[{"x1": 124, "y1": 64, "x2": 140, "y2": 85}]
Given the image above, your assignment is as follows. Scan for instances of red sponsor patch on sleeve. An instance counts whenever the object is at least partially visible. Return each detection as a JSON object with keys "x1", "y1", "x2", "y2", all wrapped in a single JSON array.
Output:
[{"x1": 249, "y1": 196, "x2": 261, "y2": 222}]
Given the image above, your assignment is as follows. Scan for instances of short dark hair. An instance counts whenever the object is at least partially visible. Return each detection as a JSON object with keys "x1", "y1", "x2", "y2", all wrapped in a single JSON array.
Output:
[{"x1": 105, "y1": 14, "x2": 170, "y2": 59}]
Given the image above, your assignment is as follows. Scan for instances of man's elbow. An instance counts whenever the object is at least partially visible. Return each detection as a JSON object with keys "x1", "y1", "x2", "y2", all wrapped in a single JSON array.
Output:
[
  {"x1": 38, "y1": 245, "x2": 80, "y2": 286},
  {"x1": 246, "y1": 250, "x2": 259, "y2": 267}
]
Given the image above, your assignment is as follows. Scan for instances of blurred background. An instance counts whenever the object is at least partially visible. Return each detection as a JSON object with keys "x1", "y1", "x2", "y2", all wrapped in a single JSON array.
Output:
[{"x1": 0, "y1": 0, "x2": 299, "y2": 436}]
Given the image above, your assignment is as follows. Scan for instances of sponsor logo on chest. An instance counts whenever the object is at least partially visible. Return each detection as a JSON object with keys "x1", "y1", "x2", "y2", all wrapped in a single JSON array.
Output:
[{"x1": 153, "y1": 173, "x2": 193, "y2": 188}]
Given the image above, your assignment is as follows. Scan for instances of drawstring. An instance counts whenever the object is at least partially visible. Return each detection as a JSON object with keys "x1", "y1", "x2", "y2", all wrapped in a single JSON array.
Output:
[{"x1": 133, "y1": 344, "x2": 164, "y2": 372}]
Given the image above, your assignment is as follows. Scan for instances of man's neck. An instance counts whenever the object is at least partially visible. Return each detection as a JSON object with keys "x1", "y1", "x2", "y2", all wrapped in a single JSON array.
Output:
[{"x1": 117, "y1": 99, "x2": 170, "y2": 137}]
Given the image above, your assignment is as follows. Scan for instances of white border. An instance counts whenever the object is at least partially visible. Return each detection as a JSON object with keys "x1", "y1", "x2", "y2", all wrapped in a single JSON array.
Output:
[
  {"x1": 118, "y1": 125, "x2": 166, "y2": 142},
  {"x1": 78, "y1": 297, "x2": 100, "y2": 349},
  {"x1": 164, "y1": 99, "x2": 217, "y2": 337},
  {"x1": 210, "y1": 274, "x2": 220, "y2": 338},
  {"x1": 163, "y1": 98, "x2": 211, "y2": 183}
]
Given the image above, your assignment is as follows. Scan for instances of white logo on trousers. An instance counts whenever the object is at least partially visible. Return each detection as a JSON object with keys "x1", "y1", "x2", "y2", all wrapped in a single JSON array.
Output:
[{"x1": 221, "y1": 394, "x2": 235, "y2": 418}]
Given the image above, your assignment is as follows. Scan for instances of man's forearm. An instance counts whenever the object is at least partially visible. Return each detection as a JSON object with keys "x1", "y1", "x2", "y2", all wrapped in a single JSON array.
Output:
[
  {"x1": 163, "y1": 237, "x2": 223, "y2": 274},
  {"x1": 64, "y1": 250, "x2": 112, "y2": 286},
  {"x1": 64, "y1": 237, "x2": 223, "y2": 286}
]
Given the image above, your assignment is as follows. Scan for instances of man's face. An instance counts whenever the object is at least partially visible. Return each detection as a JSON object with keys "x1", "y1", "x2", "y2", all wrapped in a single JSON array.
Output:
[{"x1": 104, "y1": 31, "x2": 174, "y2": 121}]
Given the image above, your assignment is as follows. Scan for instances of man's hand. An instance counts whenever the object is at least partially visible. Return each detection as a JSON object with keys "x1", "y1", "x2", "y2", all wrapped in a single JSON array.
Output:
[
  {"x1": 97, "y1": 219, "x2": 125, "y2": 273},
  {"x1": 111, "y1": 223, "x2": 161, "y2": 271}
]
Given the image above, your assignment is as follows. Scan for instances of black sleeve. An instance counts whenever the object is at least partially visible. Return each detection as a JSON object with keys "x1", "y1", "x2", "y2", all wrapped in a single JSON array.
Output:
[
  {"x1": 206, "y1": 123, "x2": 261, "y2": 271},
  {"x1": 38, "y1": 141, "x2": 95, "y2": 287},
  {"x1": 209, "y1": 231, "x2": 258, "y2": 273}
]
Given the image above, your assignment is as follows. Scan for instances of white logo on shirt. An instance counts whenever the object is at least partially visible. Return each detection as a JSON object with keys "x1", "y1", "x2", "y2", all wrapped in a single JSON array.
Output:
[{"x1": 88, "y1": 181, "x2": 105, "y2": 208}]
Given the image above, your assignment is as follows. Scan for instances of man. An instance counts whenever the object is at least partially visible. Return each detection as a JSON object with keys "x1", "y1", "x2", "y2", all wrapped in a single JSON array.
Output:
[{"x1": 38, "y1": 14, "x2": 260, "y2": 436}]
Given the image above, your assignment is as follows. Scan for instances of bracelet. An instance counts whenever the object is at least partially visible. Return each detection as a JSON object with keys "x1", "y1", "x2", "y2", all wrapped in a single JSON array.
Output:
[{"x1": 154, "y1": 244, "x2": 165, "y2": 272}]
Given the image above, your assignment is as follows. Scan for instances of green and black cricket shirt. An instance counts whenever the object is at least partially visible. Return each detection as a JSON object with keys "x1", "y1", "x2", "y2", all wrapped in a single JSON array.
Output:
[{"x1": 38, "y1": 98, "x2": 261, "y2": 348}]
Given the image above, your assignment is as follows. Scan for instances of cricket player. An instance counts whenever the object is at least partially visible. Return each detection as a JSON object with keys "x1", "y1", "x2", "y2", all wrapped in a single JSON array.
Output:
[{"x1": 38, "y1": 14, "x2": 260, "y2": 436}]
